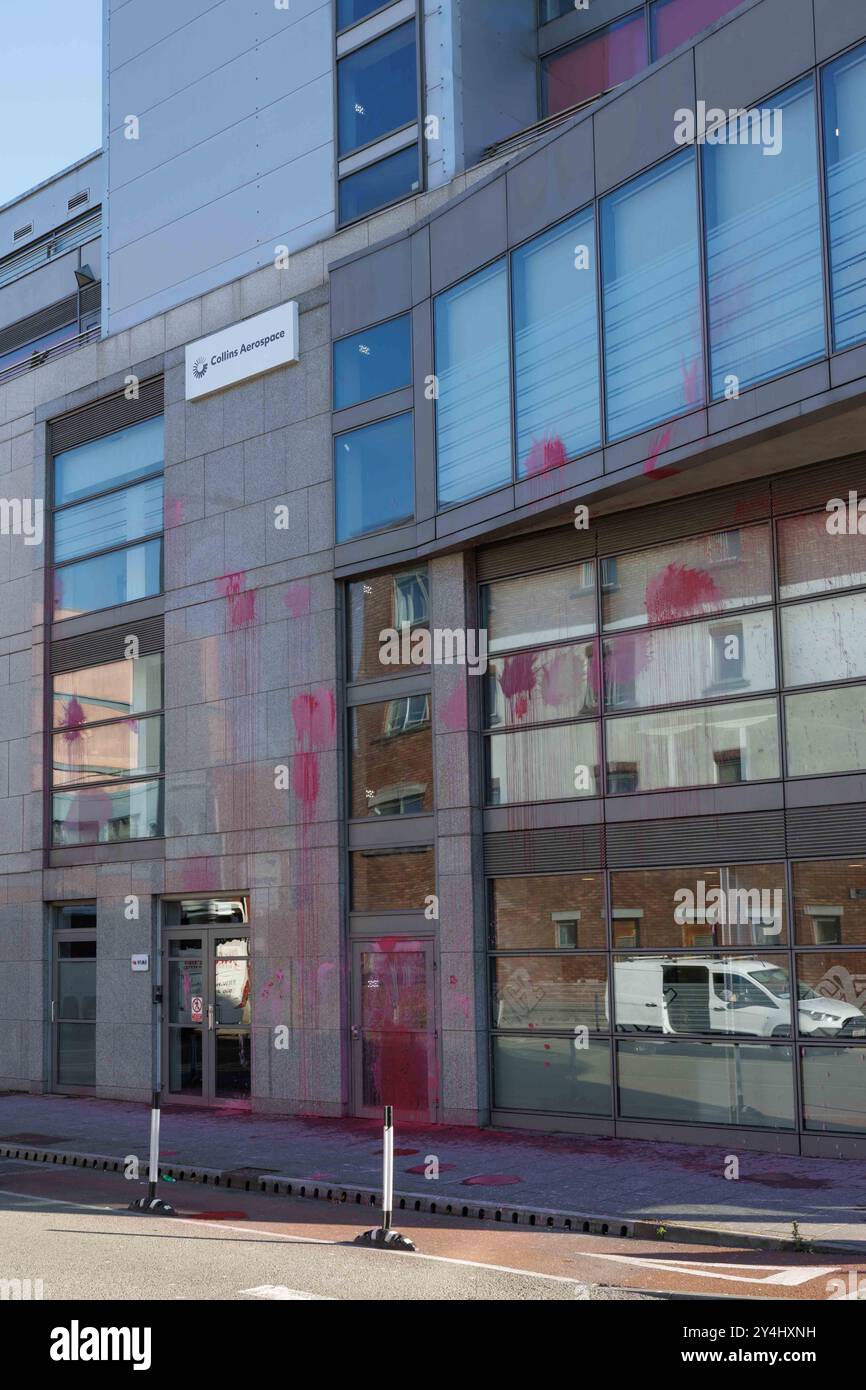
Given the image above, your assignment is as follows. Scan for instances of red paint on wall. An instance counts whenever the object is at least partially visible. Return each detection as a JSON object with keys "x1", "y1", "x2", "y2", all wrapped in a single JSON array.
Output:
[
  {"x1": 217, "y1": 572, "x2": 257, "y2": 628},
  {"x1": 284, "y1": 583, "x2": 312, "y2": 618},
  {"x1": 643, "y1": 426, "x2": 678, "y2": 480}
]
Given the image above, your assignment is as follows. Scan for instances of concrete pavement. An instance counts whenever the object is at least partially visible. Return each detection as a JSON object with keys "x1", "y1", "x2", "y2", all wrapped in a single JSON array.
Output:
[{"x1": 1, "y1": 1092, "x2": 864, "y2": 1254}]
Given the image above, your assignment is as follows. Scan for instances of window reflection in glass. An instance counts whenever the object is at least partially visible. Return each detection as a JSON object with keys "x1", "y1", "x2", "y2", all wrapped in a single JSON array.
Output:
[
  {"x1": 486, "y1": 641, "x2": 599, "y2": 728},
  {"x1": 52, "y1": 713, "x2": 162, "y2": 785},
  {"x1": 777, "y1": 511, "x2": 866, "y2": 598},
  {"x1": 337, "y1": 21, "x2": 417, "y2": 157},
  {"x1": 493, "y1": 1035, "x2": 612, "y2": 1114},
  {"x1": 617, "y1": 1039, "x2": 795, "y2": 1128},
  {"x1": 351, "y1": 847, "x2": 435, "y2": 912},
  {"x1": 53, "y1": 653, "x2": 162, "y2": 728},
  {"x1": 794, "y1": 953, "x2": 866, "y2": 1037},
  {"x1": 52, "y1": 779, "x2": 162, "y2": 845},
  {"x1": 603, "y1": 609, "x2": 775, "y2": 710},
  {"x1": 823, "y1": 40, "x2": 866, "y2": 351},
  {"x1": 53, "y1": 539, "x2": 162, "y2": 620},
  {"x1": 602, "y1": 527, "x2": 772, "y2": 630},
  {"x1": 793, "y1": 861, "x2": 866, "y2": 946},
  {"x1": 338, "y1": 145, "x2": 420, "y2": 224},
  {"x1": 54, "y1": 477, "x2": 163, "y2": 563},
  {"x1": 487, "y1": 722, "x2": 599, "y2": 804},
  {"x1": 335, "y1": 413, "x2": 414, "y2": 542},
  {"x1": 347, "y1": 567, "x2": 429, "y2": 682},
  {"x1": 543, "y1": 14, "x2": 646, "y2": 117},
  {"x1": 785, "y1": 683, "x2": 866, "y2": 776},
  {"x1": 350, "y1": 698, "x2": 433, "y2": 817},
  {"x1": 333, "y1": 315, "x2": 412, "y2": 410},
  {"x1": 483, "y1": 564, "x2": 596, "y2": 653},
  {"x1": 491, "y1": 874, "x2": 606, "y2": 950},
  {"x1": 614, "y1": 953, "x2": 793, "y2": 1037},
  {"x1": 493, "y1": 955, "x2": 609, "y2": 1031},
  {"x1": 782, "y1": 591, "x2": 866, "y2": 687},
  {"x1": 605, "y1": 697, "x2": 779, "y2": 792},
  {"x1": 611, "y1": 864, "x2": 787, "y2": 948},
  {"x1": 54, "y1": 417, "x2": 163, "y2": 506},
  {"x1": 801, "y1": 1045, "x2": 866, "y2": 1132}
]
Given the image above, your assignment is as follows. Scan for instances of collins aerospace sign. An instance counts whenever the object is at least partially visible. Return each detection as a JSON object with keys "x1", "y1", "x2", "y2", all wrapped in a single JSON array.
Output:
[{"x1": 185, "y1": 302, "x2": 299, "y2": 400}]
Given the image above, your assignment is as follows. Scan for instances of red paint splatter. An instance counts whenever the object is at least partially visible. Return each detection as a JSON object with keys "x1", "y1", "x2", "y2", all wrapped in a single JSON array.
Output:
[
  {"x1": 291, "y1": 690, "x2": 335, "y2": 808},
  {"x1": 643, "y1": 426, "x2": 678, "y2": 480},
  {"x1": 681, "y1": 354, "x2": 701, "y2": 407},
  {"x1": 58, "y1": 696, "x2": 86, "y2": 742},
  {"x1": 438, "y1": 677, "x2": 466, "y2": 733},
  {"x1": 539, "y1": 649, "x2": 574, "y2": 709},
  {"x1": 284, "y1": 583, "x2": 311, "y2": 618},
  {"x1": 498, "y1": 652, "x2": 537, "y2": 713},
  {"x1": 217, "y1": 572, "x2": 256, "y2": 628},
  {"x1": 645, "y1": 563, "x2": 722, "y2": 627},
  {"x1": 373, "y1": 1147, "x2": 419, "y2": 1157},
  {"x1": 523, "y1": 434, "x2": 567, "y2": 478},
  {"x1": 164, "y1": 497, "x2": 184, "y2": 528},
  {"x1": 461, "y1": 1174, "x2": 523, "y2": 1186},
  {"x1": 187, "y1": 1211, "x2": 248, "y2": 1221}
]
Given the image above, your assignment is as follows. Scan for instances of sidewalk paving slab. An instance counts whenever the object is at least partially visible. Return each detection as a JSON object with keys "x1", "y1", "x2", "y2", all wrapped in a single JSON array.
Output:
[{"x1": 1, "y1": 1092, "x2": 864, "y2": 1255}]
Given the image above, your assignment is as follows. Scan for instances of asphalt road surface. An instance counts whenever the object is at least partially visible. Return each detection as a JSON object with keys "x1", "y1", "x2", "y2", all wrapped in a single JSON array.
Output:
[{"x1": 0, "y1": 1159, "x2": 860, "y2": 1302}]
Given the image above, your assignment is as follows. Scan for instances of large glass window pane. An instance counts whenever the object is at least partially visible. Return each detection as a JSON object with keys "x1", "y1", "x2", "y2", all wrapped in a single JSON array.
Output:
[
  {"x1": 778, "y1": 511, "x2": 866, "y2": 598},
  {"x1": 53, "y1": 714, "x2": 162, "y2": 786},
  {"x1": 782, "y1": 591, "x2": 866, "y2": 687},
  {"x1": 350, "y1": 697, "x2": 432, "y2": 817},
  {"x1": 512, "y1": 209, "x2": 600, "y2": 476},
  {"x1": 53, "y1": 539, "x2": 161, "y2": 620},
  {"x1": 611, "y1": 864, "x2": 787, "y2": 949},
  {"x1": 617, "y1": 1039, "x2": 795, "y2": 1128},
  {"x1": 52, "y1": 779, "x2": 162, "y2": 846},
  {"x1": 539, "y1": 0, "x2": 576, "y2": 21},
  {"x1": 703, "y1": 77, "x2": 824, "y2": 399},
  {"x1": 335, "y1": 413, "x2": 414, "y2": 542},
  {"x1": 333, "y1": 316, "x2": 412, "y2": 410},
  {"x1": 602, "y1": 526, "x2": 772, "y2": 630},
  {"x1": 54, "y1": 417, "x2": 164, "y2": 506},
  {"x1": 435, "y1": 260, "x2": 512, "y2": 506},
  {"x1": 56, "y1": 904, "x2": 96, "y2": 930},
  {"x1": 795, "y1": 952, "x2": 866, "y2": 1037},
  {"x1": 651, "y1": 0, "x2": 743, "y2": 59},
  {"x1": 486, "y1": 641, "x2": 599, "y2": 728},
  {"x1": 493, "y1": 956, "x2": 609, "y2": 1031},
  {"x1": 491, "y1": 874, "x2": 606, "y2": 950},
  {"x1": 54, "y1": 477, "x2": 163, "y2": 563},
  {"x1": 57, "y1": 958, "x2": 96, "y2": 1020},
  {"x1": 801, "y1": 1045, "x2": 866, "y2": 1132},
  {"x1": 604, "y1": 609, "x2": 775, "y2": 711},
  {"x1": 338, "y1": 21, "x2": 417, "y2": 156},
  {"x1": 351, "y1": 847, "x2": 435, "y2": 912},
  {"x1": 347, "y1": 566, "x2": 429, "y2": 682},
  {"x1": 785, "y1": 683, "x2": 866, "y2": 776},
  {"x1": 793, "y1": 861, "x2": 866, "y2": 947},
  {"x1": 601, "y1": 150, "x2": 703, "y2": 441},
  {"x1": 53, "y1": 653, "x2": 163, "y2": 729},
  {"x1": 492, "y1": 1035, "x2": 612, "y2": 1114},
  {"x1": 542, "y1": 14, "x2": 647, "y2": 117},
  {"x1": 823, "y1": 42, "x2": 866, "y2": 351},
  {"x1": 605, "y1": 697, "x2": 779, "y2": 792},
  {"x1": 339, "y1": 145, "x2": 420, "y2": 223},
  {"x1": 614, "y1": 953, "x2": 792, "y2": 1037},
  {"x1": 337, "y1": 0, "x2": 387, "y2": 29},
  {"x1": 487, "y1": 721, "x2": 600, "y2": 804},
  {"x1": 56, "y1": 1023, "x2": 96, "y2": 1087},
  {"x1": 483, "y1": 564, "x2": 597, "y2": 653}
]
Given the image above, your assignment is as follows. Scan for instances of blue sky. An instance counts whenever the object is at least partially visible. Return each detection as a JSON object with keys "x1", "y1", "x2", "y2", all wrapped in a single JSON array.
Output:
[{"x1": 0, "y1": 0, "x2": 102, "y2": 206}]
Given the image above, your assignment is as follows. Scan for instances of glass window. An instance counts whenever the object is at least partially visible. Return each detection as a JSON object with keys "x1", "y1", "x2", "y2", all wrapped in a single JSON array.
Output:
[
  {"x1": 778, "y1": 511, "x2": 866, "y2": 598},
  {"x1": 617, "y1": 1039, "x2": 795, "y2": 1128},
  {"x1": 614, "y1": 952, "x2": 792, "y2": 1037},
  {"x1": 338, "y1": 21, "x2": 417, "y2": 156},
  {"x1": 339, "y1": 144, "x2": 420, "y2": 223},
  {"x1": 52, "y1": 779, "x2": 162, "y2": 846},
  {"x1": 350, "y1": 847, "x2": 435, "y2": 912},
  {"x1": 785, "y1": 683, "x2": 866, "y2": 776},
  {"x1": 823, "y1": 41, "x2": 866, "y2": 351},
  {"x1": 487, "y1": 722, "x2": 600, "y2": 804},
  {"x1": 601, "y1": 149, "x2": 703, "y2": 441},
  {"x1": 794, "y1": 953, "x2": 866, "y2": 1038},
  {"x1": 493, "y1": 955, "x2": 609, "y2": 1031},
  {"x1": 603, "y1": 609, "x2": 776, "y2": 710},
  {"x1": 333, "y1": 315, "x2": 412, "y2": 410},
  {"x1": 703, "y1": 77, "x2": 825, "y2": 399},
  {"x1": 782, "y1": 591, "x2": 866, "y2": 687},
  {"x1": 611, "y1": 865, "x2": 787, "y2": 948},
  {"x1": 435, "y1": 259, "x2": 512, "y2": 506},
  {"x1": 54, "y1": 477, "x2": 163, "y2": 563},
  {"x1": 53, "y1": 653, "x2": 163, "y2": 729},
  {"x1": 539, "y1": 0, "x2": 577, "y2": 21},
  {"x1": 347, "y1": 566, "x2": 430, "y2": 682},
  {"x1": 801, "y1": 1045, "x2": 866, "y2": 1132},
  {"x1": 53, "y1": 714, "x2": 162, "y2": 786},
  {"x1": 542, "y1": 13, "x2": 647, "y2": 117},
  {"x1": 483, "y1": 564, "x2": 597, "y2": 653},
  {"x1": 793, "y1": 861, "x2": 866, "y2": 946},
  {"x1": 54, "y1": 417, "x2": 164, "y2": 506},
  {"x1": 350, "y1": 697, "x2": 433, "y2": 817},
  {"x1": 56, "y1": 904, "x2": 97, "y2": 930},
  {"x1": 335, "y1": 412, "x2": 414, "y2": 542},
  {"x1": 602, "y1": 526, "x2": 772, "y2": 630},
  {"x1": 486, "y1": 641, "x2": 599, "y2": 728},
  {"x1": 605, "y1": 697, "x2": 780, "y2": 792},
  {"x1": 53, "y1": 539, "x2": 162, "y2": 620},
  {"x1": 492, "y1": 1035, "x2": 612, "y2": 1114},
  {"x1": 651, "y1": 0, "x2": 743, "y2": 59},
  {"x1": 512, "y1": 209, "x2": 600, "y2": 476},
  {"x1": 337, "y1": 0, "x2": 388, "y2": 29},
  {"x1": 491, "y1": 874, "x2": 606, "y2": 950}
]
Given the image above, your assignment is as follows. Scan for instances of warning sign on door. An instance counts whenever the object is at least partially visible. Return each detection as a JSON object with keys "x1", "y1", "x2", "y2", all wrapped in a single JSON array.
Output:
[{"x1": 191, "y1": 996, "x2": 203, "y2": 1023}]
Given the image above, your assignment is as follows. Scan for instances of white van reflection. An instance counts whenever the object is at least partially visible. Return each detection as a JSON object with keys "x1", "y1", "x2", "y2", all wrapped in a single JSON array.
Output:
[{"x1": 614, "y1": 957, "x2": 866, "y2": 1038}]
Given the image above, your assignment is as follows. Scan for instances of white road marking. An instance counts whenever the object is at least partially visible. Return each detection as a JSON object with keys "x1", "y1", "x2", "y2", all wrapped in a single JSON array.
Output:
[
  {"x1": 577, "y1": 1251, "x2": 839, "y2": 1287},
  {"x1": 240, "y1": 1285, "x2": 336, "y2": 1300}
]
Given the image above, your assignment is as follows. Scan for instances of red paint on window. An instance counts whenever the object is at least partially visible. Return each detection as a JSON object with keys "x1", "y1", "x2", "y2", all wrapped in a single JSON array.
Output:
[
  {"x1": 645, "y1": 562, "x2": 722, "y2": 626},
  {"x1": 523, "y1": 434, "x2": 568, "y2": 478},
  {"x1": 544, "y1": 13, "x2": 647, "y2": 116}
]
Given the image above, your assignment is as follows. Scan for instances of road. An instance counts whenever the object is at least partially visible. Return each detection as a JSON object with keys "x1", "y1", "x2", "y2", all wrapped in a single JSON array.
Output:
[{"x1": 0, "y1": 1159, "x2": 860, "y2": 1301}]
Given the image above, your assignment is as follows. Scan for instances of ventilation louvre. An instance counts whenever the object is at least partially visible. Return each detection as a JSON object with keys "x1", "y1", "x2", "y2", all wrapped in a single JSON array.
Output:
[
  {"x1": 67, "y1": 190, "x2": 89, "y2": 211},
  {"x1": 50, "y1": 375, "x2": 163, "y2": 454},
  {"x1": 0, "y1": 295, "x2": 78, "y2": 357},
  {"x1": 51, "y1": 617, "x2": 165, "y2": 675},
  {"x1": 786, "y1": 804, "x2": 866, "y2": 858},
  {"x1": 605, "y1": 812, "x2": 786, "y2": 868},
  {"x1": 13, "y1": 223, "x2": 33, "y2": 242},
  {"x1": 484, "y1": 826, "x2": 604, "y2": 875},
  {"x1": 772, "y1": 454, "x2": 866, "y2": 516}
]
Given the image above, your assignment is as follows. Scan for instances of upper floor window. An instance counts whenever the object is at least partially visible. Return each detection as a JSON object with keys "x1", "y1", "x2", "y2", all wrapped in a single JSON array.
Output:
[
  {"x1": 52, "y1": 416, "x2": 164, "y2": 621},
  {"x1": 823, "y1": 39, "x2": 866, "y2": 352},
  {"x1": 542, "y1": 11, "x2": 646, "y2": 117},
  {"x1": 337, "y1": 0, "x2": 391, "y2": 30},
  {"x1": 347, "y1": 565, "x2": 430, "y2": 681},
  {"x1": 333, "y1": 314, "x2": 412, "y2": 410},
  {"x1": 650, "y1": 0, "x2": 744, "y2": 59},
  {"x1": 335, "y1": 412, "x2": 414, "y2": 542}
]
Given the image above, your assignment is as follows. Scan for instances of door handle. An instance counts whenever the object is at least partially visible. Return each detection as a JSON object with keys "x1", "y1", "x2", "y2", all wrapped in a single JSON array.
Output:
[
  {"x1": 50, "y1": 1000, "x2": 55, "y2": 1024},
  {"x1": 207, "y1": 1005, "x2": 215, "y2": 1030}
]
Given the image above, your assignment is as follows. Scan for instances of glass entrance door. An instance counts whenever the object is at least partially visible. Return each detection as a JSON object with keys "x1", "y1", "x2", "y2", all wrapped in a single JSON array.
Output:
[
  {"x1": 351, "y1": 938, "x2": 437, "y2": 1122},
  {"x1": 164, "y1": 927, "x2": 250, "y2": 1103}
]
